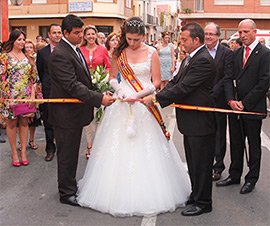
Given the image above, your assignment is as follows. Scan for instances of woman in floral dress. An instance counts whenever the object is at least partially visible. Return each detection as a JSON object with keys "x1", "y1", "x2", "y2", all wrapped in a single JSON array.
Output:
[{"x1": 0, "y1": 29, "x2": 42, "y2": 167}]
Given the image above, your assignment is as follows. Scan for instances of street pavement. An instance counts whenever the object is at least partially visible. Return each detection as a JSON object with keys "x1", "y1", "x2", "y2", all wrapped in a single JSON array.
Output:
[{"x1": 0, "y1": 107, "x2": 269, "y2": 226}]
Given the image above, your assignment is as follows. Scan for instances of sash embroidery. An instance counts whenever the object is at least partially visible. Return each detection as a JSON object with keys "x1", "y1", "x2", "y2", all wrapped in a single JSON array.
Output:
[{"x1": 117, "y1": 50, "x2": 170, "y2": 140}]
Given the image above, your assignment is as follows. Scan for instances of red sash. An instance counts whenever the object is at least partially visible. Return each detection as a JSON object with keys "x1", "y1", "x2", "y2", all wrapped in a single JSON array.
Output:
[{"x1": 117, "y1": 50, "x2": 170, "y2": 140}]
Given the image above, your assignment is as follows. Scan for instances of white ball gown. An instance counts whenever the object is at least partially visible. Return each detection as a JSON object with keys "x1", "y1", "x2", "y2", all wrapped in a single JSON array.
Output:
[{"x1": 77, "y1": 45, "x2": 191, "y2": 217}]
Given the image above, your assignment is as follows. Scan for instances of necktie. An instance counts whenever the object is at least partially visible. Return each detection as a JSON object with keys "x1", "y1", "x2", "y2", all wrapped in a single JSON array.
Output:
[
  {"x1": 184, "y1": 55, "x2": 191, "y2": 67},
  {"x1": 243, "y1": 46, "x2": 250, "y2": 67},
  {"x1": 76, "y1": 47, "x2": 89, "y2": 73}
]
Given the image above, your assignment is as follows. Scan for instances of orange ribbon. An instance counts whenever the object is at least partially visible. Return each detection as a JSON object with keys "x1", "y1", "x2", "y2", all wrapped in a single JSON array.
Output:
[{"x1": 1, "y1": 98, "x2": 268, "y2": 116}]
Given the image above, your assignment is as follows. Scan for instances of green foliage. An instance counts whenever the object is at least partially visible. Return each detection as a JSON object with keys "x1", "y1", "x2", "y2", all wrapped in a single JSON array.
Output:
[
  {"x1": 182, "y1": 8, "x2": 192, "y2": 14},
  {"x1": 91, "y1": 65, "x2": 113, "y2": 122}
]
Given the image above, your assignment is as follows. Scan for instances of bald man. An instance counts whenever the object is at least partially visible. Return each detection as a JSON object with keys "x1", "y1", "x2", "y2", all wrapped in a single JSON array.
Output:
[{"x1": 217, "y1": 19, "x2": 270, "y2": 194}]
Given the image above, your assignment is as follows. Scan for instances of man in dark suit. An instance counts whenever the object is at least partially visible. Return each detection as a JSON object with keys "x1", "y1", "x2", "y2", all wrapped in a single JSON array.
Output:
[
  {"x1": 142, "y1": 22, "x2": 217, "y2": 216},
  {"x1": 37, "y1": 23, "x2": 62, "y2": 162},
  {"x1": 204, "y1": 22, "x2": 233, "y2": 181},
  {"x1": 48, "y1": 14, "x2": 114, "y2": 206},
  {"x1": 217, "y1": 19, "x2": 270, "y2": 194}
]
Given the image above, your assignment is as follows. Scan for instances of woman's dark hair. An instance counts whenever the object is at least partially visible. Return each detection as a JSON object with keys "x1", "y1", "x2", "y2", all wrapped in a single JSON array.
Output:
[
  {"x1": 105, "y1": 32, "x2": 118, "y2": 51},
  {"x1": 114, "y1": 16, "x2": 145, "y2": 57},
  {"x1": 3, "y1": 29, "x2": 26, "y2": 53},
  {"x1": 80, "y1": 25, "x2": 99, "y2": 47},
  {"x1": 62, "y1": 14, "x2": 84, "y2": 34},
  {"x1": 161, "y1": 31, "x2": 170, "y2": 39}
]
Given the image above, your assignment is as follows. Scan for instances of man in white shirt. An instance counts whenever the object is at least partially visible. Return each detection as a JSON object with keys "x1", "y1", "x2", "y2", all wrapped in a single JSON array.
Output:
[
  {"x1": 48, "y1": 14, "x2": 114, "y2": 206},
  {"x1": 204, "y1": 23, "x2": 233, "y2": 182}
]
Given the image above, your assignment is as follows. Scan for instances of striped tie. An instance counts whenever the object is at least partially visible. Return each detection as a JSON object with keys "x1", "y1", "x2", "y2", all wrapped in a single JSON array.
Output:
[
  {"x1": 243, "y1": 46, "x2": 250, "y2": 67},
  {"x1": 76, "y1": 47, "x2": 89, "y2": 73},
  {"x1": 184, "y1": 55, "x2": 191, "y2": 67}
]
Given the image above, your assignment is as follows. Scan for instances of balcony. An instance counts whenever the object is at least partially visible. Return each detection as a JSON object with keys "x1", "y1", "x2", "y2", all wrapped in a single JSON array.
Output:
[{"x1": 142, "y1": 13, "x2": 159, "y2": 25}]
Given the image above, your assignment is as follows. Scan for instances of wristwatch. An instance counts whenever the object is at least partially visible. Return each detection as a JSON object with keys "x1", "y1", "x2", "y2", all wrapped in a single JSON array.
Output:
[{"x1": 152, "y1": 94, "x2": 157, "y2": 104}]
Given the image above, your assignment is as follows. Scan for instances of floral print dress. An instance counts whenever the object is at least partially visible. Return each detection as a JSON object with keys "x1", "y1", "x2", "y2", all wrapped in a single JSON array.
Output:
[{"x1": 0, "y1": 53, "x2": 43, "y2": 127}]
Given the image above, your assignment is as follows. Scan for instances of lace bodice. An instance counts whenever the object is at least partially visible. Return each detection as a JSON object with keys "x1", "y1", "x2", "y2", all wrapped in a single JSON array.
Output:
[{"x1": 119, "y1": 46, "x2": 156, "y2": 96}]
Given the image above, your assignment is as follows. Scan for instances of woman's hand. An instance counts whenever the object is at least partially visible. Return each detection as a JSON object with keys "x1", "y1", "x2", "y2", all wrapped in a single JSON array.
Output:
[
  {"x1": 29, "y1": 84, "x2": 36, "y2": 108},
  {"x1": 117, "y1": 89, "x2": 126, "y2": 99},
  {"x1": 28, "y1": 95, "x2": 35, "y2": 108}
]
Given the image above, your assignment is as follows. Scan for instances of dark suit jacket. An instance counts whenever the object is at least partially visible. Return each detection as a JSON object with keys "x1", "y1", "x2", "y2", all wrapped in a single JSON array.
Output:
[
  {"x1": 224, "y1": 42, "x2": 270, "y2": 120},
  {"x1": 157, "y1": 46, "x2": 217, "y2": 136},
  {"x1": 36, "y1": 44, "x2": 51, "y2": 98},
  {"x1": 48, "y1": 39, "x2": 103, "y2": 128},
  {"x1": 212, "y1": 44, "x2": 233, "y2": 109}
]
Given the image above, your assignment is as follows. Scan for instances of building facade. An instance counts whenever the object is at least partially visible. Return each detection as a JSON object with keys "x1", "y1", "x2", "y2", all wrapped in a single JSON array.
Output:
[
  {"x1": 156, "y1": 4, "x2": 179, "y2": 42},
  {"x1": 7, "y1": 0, "x2": 133, "y2": 42},
  {"x1": 133, "y1": 0, "x2": 159, "y2": 44},
  {"x1": 179, "y1": 0, "x2": 270, "y2": 40}
]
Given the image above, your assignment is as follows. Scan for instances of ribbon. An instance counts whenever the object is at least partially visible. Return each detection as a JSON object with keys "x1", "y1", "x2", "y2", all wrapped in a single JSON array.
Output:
[
  {"x1": 0, "y1": 98, "x2": 83, "y2": 103},
  {"x1": 116, "y1": 50, "x2": 171, "y2": 140},
  {"x1": 0, "y1": 98, "x2": 268, "y2": 116}
]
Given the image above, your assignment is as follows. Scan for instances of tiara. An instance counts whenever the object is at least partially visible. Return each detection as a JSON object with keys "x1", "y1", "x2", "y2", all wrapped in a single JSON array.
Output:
[{"x1": 126, "y1": 20, "x2": 144, "y2": 27}]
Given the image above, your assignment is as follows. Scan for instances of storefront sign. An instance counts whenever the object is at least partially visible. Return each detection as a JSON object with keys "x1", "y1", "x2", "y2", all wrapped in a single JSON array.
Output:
[{"x1": 69, "y1": 1, "x2": 92, "y2": 12}]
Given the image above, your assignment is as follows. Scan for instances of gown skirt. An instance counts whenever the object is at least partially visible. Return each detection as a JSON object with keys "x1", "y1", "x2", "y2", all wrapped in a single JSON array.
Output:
[{"x1": 77, "y1": 100, "x2": 191, "y2": 217}]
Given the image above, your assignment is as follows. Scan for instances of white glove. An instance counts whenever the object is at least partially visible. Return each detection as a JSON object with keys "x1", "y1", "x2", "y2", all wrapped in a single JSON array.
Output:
[
  {"x1": 109, "y1": 79, "x2": 126, "y2": 99},
  {"x1": 126, "y1": 84, "x2": 156, "y2": 100},
  {"x1": 117, "y1": 89, "x2": 126, "y2": 99}
]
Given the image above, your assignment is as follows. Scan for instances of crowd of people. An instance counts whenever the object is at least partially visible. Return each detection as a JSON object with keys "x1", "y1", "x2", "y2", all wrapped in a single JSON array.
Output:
[{"x1": 0, "y1": 14, "x2": 269, "y2": 218}]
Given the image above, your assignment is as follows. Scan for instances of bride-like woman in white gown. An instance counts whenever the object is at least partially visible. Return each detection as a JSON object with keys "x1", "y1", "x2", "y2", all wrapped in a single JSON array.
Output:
[{"x1": 77, "y1": 17, "x2": 191, "y2": 217}]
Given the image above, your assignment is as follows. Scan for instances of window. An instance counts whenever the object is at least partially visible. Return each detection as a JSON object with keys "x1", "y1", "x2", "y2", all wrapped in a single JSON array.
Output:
[
  {"x1": 260, "y1": 0, "x2": 270, "y2": 6},
  {"x1": 32, "y1": 0, "x2": 47, "y2": 3},
  {"x1": 222, "y1": 29, "x2": 238, "y2": 40},
  {"x1": 95, "y1": 26, "x2": 113, "y2": 37},
  {"x1": 11, "y1": 26, "x2": 27, "y2": 35},
  {"x1": 195, "y1": 0, "x2": 204, "y2": 12},
  {"x1": 214, "y1": 0, "x2": 244, "y2": 5},
  {"x1": 126, "y1": 0, "x2": 132, "y2": 8},
  {"x1": 39, "y1": 26, "x2": 49, "y2": 38}
]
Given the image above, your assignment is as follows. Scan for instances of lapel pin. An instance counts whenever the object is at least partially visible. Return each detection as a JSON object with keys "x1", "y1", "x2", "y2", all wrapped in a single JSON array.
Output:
[{"x1": 256, "y1": 51, "x2": 258, "y2": 54}]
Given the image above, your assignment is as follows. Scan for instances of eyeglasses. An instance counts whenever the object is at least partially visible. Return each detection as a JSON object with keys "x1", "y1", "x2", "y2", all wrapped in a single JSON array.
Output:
[{"x1": 205, "y1": 33, "x2": 218, "y2": 37}]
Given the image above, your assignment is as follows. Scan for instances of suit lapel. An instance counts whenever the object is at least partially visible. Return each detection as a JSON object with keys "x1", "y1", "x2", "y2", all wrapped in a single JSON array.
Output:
[
  {"x1": 235, "y1": 47, "x2": 244, "y2": 79},
  {"x1": 237, "y1": 43, "x2": 261, "y2": 79},
  {"x1": 242, "y1": 43, "x2": 261, "y2": 70},
  {"x1": 215, "y1": 44, "x2": 222, "y2": 63},
  {"x1": 175, "y1": 46, "x2": 206, "y2": 83},
  {"x1": 174, "y1": 57, "x2": 188, "y2": 82},
  {"x1": 46, "y1": 45, "x2": 51, "y2": 58},
  {"x1": 76, "y1": 47, "x2": 91, "y2": 76},
  {"x1": 61, "y1": 40, "x2": 90, "y2": 78}
]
